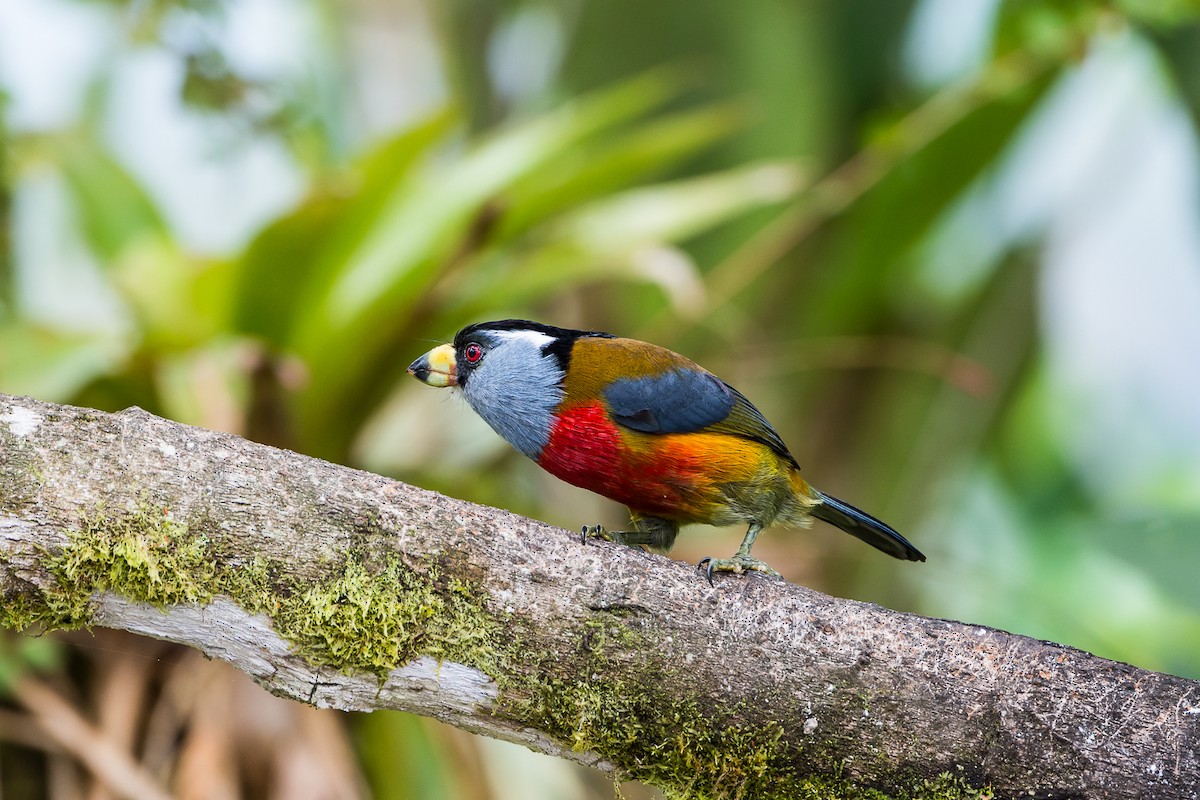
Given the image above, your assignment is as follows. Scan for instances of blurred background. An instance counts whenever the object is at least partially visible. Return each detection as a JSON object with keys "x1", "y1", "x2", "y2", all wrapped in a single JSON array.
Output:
[{"x1": 3, "y1": 0, "x2": 1200, "y2": 797}]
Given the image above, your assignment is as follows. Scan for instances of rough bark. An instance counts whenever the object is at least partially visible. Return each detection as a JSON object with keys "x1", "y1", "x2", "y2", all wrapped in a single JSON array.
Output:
[{"x1": 0, "y1": 393, "x2": 1196, "y2": 799}]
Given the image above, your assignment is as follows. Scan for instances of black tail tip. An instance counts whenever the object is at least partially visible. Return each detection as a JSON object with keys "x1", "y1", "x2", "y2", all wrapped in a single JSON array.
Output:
[{"x1": 812, "y1": 492, "x2": 926, "y2": 563}]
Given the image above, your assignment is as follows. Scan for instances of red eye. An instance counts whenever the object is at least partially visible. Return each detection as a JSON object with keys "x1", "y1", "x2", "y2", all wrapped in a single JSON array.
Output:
[{"x1": 463, "y1": 343, "x2": 484, "y2": 365}]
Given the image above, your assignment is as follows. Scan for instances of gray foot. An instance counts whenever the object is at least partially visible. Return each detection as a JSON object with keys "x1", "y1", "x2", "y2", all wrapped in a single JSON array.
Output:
[{"x1": 697, "y1": 554, "x2": 781, "y2": 586}]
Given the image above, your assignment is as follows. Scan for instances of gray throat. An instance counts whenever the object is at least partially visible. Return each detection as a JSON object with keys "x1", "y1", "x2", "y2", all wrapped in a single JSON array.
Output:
[{"x1": 461, "y1": 352, "x2": 563, "y2": 460}]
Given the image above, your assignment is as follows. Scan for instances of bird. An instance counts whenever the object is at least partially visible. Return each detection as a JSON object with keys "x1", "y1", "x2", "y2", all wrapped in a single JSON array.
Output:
[{"x1": 408, "y1": 319, "x2": 924, "y2": 583}]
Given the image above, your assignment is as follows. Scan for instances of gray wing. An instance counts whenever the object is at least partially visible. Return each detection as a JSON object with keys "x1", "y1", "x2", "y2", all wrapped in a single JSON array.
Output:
[{"x1": 602, "y1": 369, "x2": 735, "y2": 434}]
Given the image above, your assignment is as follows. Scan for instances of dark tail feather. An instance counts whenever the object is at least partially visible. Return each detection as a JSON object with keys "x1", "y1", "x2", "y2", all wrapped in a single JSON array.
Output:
[{"x1": 811, "y1": 492, "x2": 925, "y2": 562}]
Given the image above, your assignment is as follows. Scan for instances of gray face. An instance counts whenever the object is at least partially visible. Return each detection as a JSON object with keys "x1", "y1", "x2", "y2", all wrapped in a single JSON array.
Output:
[{"x1": 456, "y1": 328, "x2": 564, "y2": 460}]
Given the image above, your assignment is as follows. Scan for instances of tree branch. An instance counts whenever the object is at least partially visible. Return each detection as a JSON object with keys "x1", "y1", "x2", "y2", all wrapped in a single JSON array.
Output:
[{"x1": 1, "y1": 393, "x2": 1196, "y2": 799}]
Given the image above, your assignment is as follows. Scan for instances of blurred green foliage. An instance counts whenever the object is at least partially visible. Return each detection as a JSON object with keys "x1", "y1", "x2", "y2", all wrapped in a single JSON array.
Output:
[{"x1": 4, "y1": 0, "x2": 1200, "y2": 797}]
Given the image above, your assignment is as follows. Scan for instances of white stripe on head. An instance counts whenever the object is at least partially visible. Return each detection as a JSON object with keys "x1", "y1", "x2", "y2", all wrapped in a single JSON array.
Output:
[{"x1": 490, "y1": 329, "x2": 555, "y2": 348}]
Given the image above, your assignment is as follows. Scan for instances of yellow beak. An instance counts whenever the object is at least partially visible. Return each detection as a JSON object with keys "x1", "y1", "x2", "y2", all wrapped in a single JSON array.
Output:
[{"x1": 408, "y1": 344, "x2": 458, "y2": 387}]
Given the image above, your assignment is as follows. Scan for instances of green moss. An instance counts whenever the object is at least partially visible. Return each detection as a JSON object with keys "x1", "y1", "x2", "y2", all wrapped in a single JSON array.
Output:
[
  {"x1": 500, "y1": 618, "x2": 796, "y2": 798},
  {"x1": 785, "y1": 771, "x2": 992, "y2": 800},
  {"x1": 2, "y1": 505, "x2": 215, "y2": 630},
  {"x1": 497, "y1": 614, "x2": 775, "y2": 796},
  {"x1": 531, "y1": 677, "x2": 785, "y2": 797},
  {"x1": 1, "y1": 503, "x2": 500, "y2": 680},
  {"x1": 0, "y1": 592, "x2": 66, "y2": 633},
  {"x1": 267, "y1": 554, "x2": 500, "y2": 677},
  {"x1": 59, "y1": 507, "x2": 216, "y2": 604}
]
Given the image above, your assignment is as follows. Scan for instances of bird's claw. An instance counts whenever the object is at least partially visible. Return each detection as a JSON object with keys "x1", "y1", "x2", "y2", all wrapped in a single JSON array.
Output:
[
  {"x1": 697, "y1": 554, "x2": 781, "y2": 586},
  {"x1": 580, "y1": 525, "x2": 609, "y2": 545}
]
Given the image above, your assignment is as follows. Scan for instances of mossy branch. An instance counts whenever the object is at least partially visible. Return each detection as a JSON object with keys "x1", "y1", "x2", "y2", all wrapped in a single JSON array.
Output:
[{"x1": 1, "y1": 393, "x2": 1196, "y2": 800}]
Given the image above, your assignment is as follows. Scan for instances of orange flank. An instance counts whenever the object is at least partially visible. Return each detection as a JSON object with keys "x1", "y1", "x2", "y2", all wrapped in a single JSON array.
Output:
[{"x1": 537, "y1": 402, "x2": 785, "y2": 522}]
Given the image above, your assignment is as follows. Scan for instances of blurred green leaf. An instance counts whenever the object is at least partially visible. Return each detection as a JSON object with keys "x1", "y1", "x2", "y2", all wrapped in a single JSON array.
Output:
[
  {"x1": 53, "y1": 135, "x2": 170, "y2": 263},
  {"x1": 498, "y1": 102, "x2": 750, "y2": 238},
  {"x1": 233, "y1": 110, "x2": 458, "y2": 346},
  {"x1": 449, "y1": 161, "x2": 803, "y2": 316},
  {"x1": 428, "y1": 159, "x2": 803, "y2": 317},
  {"x1": 354, "y1": 712, "x2": 462, "y2": 800},
  {"x1": 553, "y1": 160, "x2": 803, "y2": 251},
  {"x1": 232, "y1": 193, "x2": 353, "y2": 345}
]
